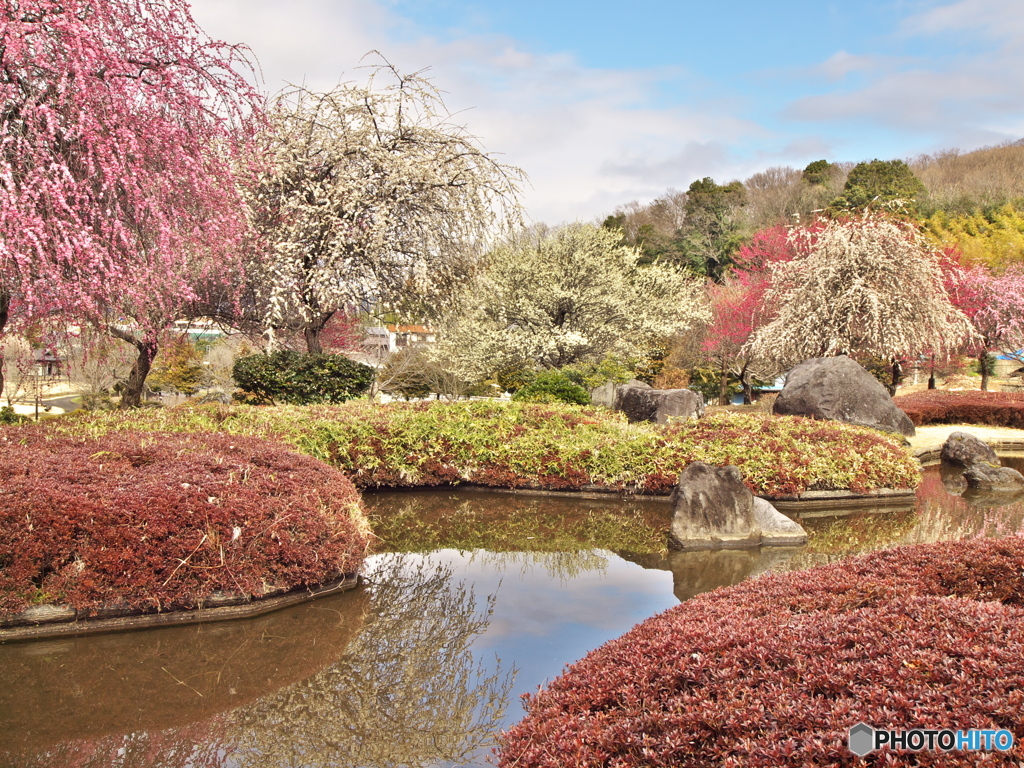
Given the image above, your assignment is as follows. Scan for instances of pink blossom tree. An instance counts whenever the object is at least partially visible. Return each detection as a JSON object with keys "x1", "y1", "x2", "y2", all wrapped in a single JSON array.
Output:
[
  {"x1": 0, "y1": 0, "x2": 260, "y2": 403},
  {"x1": 701, "y1": 226, "x2": 795, "y2": 403},
  {"x1": 948, "y1": 263, "x2": 1024, "y2": 390}
]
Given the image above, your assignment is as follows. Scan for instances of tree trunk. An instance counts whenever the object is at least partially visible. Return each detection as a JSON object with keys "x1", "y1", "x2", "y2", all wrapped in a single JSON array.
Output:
[
  {"x1": 109, "y1": 326, "x2": 159, "y2": 408},
  {"x1": 928, "y1": 355, "x2": 936, "y2": 389},
  {"x1": 303, "y1": 311, "x2": 334, "y2": 355},
  {"x1": 738, "y1": 361, "x2": 753, "y2": 405},
  {"x1": 303, "y1": 325, "x2": 323, "y2": 355},
  {"x1": 718, "y1": 362, "x2": 730, "y2": 406},
  {"x1": 888, "y1": 358, "x2": 903, "y2": 396},
  {"x1": 0, "y1": 290, "x2": 8, "y2": 400},
  {"x1": 980, "y1": 351, "x2": 990, "y2": 391}
]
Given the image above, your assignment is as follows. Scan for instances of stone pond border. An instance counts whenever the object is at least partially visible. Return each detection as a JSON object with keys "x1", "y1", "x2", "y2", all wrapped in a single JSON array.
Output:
[
  {"x1": 0, "y1": 573, "x2": 360, "y2": 643},
  {"x1": 441, "y1": 482, "x2": 918, "y2": 517}
]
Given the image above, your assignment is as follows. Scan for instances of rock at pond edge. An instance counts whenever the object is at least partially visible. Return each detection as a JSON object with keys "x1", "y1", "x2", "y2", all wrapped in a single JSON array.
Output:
[
  {"x1": 669, "y1": 462, "x2": 807, "y2": 550},
  {"x1": 940, "y1": 431, "x2": 999, "y2": 468}
]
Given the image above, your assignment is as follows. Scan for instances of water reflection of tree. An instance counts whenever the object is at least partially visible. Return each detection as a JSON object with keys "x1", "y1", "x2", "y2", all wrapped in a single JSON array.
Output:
[
  {"x1": 366, "y1": 491, "x2": 669, "y2": 556},
  {"x1": 2, "y1": 722, "x2": 230, "y2": 768},
  {"x1": 467, "y1": 548, "x2": 611, "y2": 583},
  {"x1": 229, "y1": 554, "x2": 514, "y2": 768}
]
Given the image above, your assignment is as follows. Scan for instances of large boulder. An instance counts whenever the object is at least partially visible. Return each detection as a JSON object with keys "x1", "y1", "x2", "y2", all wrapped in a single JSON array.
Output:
[
  {"x1": 773, "y1": 355, "x2": 915, "y2": 437},
  {"x1": 614, "y1": 384, "x2": 704, "y2": 424},
  {"x1": 589, "y1": 379, "x2": 650, "y2": 409},
  {"x1": 940, "y1": 431, "x2": 999, "y2": 468},
  {"x1": 669, "y1": 462, "x2": 807, "y2": 550},
  {"x1": 963, "y1": 463, "x2": 1024, "y2": 494}
]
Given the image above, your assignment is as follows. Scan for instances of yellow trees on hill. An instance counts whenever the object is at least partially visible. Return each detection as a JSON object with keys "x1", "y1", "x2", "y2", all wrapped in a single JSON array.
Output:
[{"x1": 923, "y1": 206, "x2": 1024, "y2": 267}]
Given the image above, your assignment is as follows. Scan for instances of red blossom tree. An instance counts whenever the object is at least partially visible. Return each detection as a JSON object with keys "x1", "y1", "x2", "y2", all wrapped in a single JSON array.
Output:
[
  {"x1": 0, "y1": 0, "x2": 260, "y2": 403},
  {"x1": 947, "y1": 262, "x2": 1024, "y2": 390},
  {"x1": 702, "y1": 226, "x2": 795, "y2": 403}
]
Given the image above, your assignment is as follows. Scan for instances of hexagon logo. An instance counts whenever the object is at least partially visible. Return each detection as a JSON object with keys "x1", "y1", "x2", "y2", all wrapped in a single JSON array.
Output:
[{"x1": 848, "y1": 722, "x2": 875, "y2": 756}]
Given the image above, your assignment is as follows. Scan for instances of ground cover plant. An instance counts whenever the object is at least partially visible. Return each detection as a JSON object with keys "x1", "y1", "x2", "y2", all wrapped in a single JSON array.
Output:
[
  {"x1": 0, "y1": 427, "x2": 369, "y2": 619},
  {"x1": 896, "y1": 389, "x2": 1024, "y2": 428},
  {"x1": 498, "y1": 535, "x2": 1024, "y2": 767},
  {"x1": 51, "y1": 401, "x2": 920, "y2": 497}
]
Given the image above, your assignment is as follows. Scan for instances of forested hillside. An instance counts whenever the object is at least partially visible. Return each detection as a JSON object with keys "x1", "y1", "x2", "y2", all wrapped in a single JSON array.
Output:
[{"x1": 601, "y1": 140, "x2": 1024, "y2": 276}]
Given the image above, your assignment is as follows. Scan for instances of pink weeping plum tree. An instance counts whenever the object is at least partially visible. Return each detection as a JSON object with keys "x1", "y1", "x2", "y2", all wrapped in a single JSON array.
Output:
[
  {"x1": 0, "y1": 0, "x2": 261, "y2": 405},
  {"x1": 947, "y1": 262, "x2": 1024, "y2": 390}
]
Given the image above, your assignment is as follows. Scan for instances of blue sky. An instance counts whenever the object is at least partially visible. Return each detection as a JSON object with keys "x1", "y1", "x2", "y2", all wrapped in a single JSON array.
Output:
[{"x1": 189, "y1": 0, "x2": 1024, "y2": 223}]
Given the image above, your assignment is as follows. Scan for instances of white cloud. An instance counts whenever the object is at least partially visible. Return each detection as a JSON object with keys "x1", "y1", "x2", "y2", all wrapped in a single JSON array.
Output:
[
  {"x1": 187, "y1": 0, "x2": 774, "y2": 224},
  {"x1": 904, "y1": 0, "x2": 1024, "y2": 40},
  {"x1": 781, "y1": 0, "x2": 1024, "y2": 157}
]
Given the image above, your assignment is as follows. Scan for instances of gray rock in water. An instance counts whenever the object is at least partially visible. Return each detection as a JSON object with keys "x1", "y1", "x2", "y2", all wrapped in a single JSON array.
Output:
[
  {"x1": 963, "y1": 463, "x2": 1024, "y2": 493},
  {"x1": 773, "y1": 355, "x2": 915, "y2": 437},
  {"x1": 940, "y1": 431, "x2": 999, "y2": 468},
  {"x1": 615, "y1": 384, "x2": 704, "y2": 424},
  {"x1": 752, "y1": 496, "x2": 808, "y2": 546},
  {"x1": 669, "y1": 461, "x2": 807, "y2": 550}
]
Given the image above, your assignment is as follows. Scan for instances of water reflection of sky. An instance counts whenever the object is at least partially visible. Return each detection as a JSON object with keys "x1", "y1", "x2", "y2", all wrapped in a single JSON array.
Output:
[{"x1": 363, "y1": 548, "x2": 677, "y2": 733}]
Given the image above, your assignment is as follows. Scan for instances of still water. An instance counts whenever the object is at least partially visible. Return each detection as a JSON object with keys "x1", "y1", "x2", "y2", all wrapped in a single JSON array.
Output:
[{"x1": 3, "y1": 464, "x2": 1024, "y2": 768}]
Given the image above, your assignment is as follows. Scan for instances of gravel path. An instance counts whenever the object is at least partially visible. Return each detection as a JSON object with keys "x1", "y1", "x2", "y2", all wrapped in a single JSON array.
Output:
[{"x1": 910, "y1": 424, "x2": 1024, "y2": 456}]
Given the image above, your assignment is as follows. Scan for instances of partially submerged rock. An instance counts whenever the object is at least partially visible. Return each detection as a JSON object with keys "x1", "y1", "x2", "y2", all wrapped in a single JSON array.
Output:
[
  {"x1": 940, "y1": 431, "x2": 999, "y2": 468},
  {"x1": 614, "y1": 383, "x2": 704, "y2": 424},
  {"x1": 963, "y1": 463, "x2": 1024, "y2": 494},
  {"x1": 773, "y1": 355, "x2": 915, "y2": 437},
  {"x1": 669, "y1": 462, "x2": 807, "y2": 550}
]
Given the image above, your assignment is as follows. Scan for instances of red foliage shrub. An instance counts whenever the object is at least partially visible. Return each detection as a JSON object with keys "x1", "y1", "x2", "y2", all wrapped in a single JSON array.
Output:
[
  {"x1": 896, "y1": 389, "x2": 1024, "y2": 428},
  {"x1": 499, "y1": 536, "x2": 1024, "y2": 767},
  {"x1": 0, "y1": 428, "x2": 368, "y2": 618}
]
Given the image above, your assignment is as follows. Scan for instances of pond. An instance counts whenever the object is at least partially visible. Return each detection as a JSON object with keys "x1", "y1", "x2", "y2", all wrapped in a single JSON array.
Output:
[{"x1": 3, "y1": 462, "x2": 1024, "y2": 768}]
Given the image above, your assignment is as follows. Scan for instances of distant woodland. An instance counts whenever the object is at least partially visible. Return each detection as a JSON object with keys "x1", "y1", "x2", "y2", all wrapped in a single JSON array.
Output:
[{"x1": 601, "y1": 140, "x2": 1024, "y2": 275}]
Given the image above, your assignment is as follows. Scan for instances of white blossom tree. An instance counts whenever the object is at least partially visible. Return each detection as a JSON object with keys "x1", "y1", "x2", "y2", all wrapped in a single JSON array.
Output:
[
  {"x1": 436, "y1": 223, "x2": 710, "y2": 378},
  {"x1": 747, "y1": 213, "x2": 976, "y2": 386},
  {"x1": 243, "y1": 60, "x2": 525, "y2": 353}
]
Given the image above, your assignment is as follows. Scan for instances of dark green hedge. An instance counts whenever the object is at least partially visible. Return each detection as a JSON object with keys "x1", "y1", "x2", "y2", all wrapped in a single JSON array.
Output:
[{"x1": 233, "y1": 351, "x2": 373, "y2": 405}]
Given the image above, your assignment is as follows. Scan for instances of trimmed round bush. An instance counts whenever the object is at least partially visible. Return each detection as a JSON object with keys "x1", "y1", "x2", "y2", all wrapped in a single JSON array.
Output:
[
  {"x1": 233, "y1": 350, "x2": 373, "y2": 405},
  {"x1": 499, "y1": 536, "x2": 1024, "y2": 767},
  {"x1": 0, "y1": 427, "x2": 370, "y2": 618},
  {"x1": 512, "y1": 370, "x2": 590, "y2": 405}
]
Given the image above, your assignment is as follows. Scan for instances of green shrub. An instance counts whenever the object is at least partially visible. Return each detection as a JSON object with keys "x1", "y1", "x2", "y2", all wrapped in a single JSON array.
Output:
[
  {"x1": 232, "y1": 351, "x2": 373, "y2": 405},
  {"x1": 512, "y1": 370, "x2": 590, "y2": 405},
  {"x1": 51, "y1": 402, "x2": 921, "y2": 497},
  {"x1": 494, "y1": 363, "x2": 537, "y2": 394},
  {"x1": 0, "y1": 406, "x2": 27, "y2": 425}
]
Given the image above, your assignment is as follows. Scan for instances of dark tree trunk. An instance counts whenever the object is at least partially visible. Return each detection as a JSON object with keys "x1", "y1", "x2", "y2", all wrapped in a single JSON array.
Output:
[
  {"x1": 0, "y1": 290, "x2": 8, "y2": 399},
  {"x1": 109, "y1": 326, "x2": 159, "y2": 408},
  {"x1": 928, "y1": 355, "x2": 936, "y2": 389},
  {"x1": 980, "y1": 351, "x2": 990, "y2": 391},
  {"x1": 738, "y1": 361, "x2": 753, "y2": 405},
  {"x1": 303, "y1": 311, "x2": 334, "y2": 355},
  {"x1": 888, "y1": 358, "x2": 903, "y2": 396}
]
